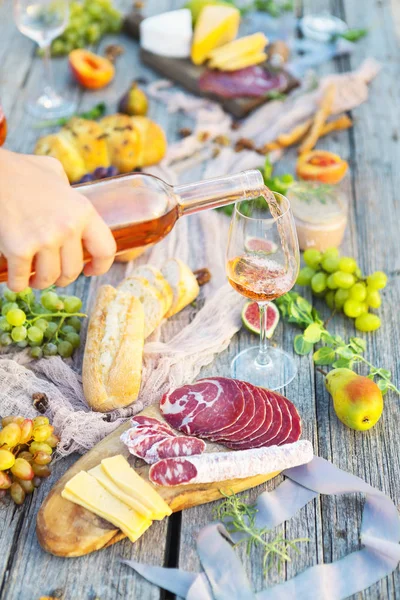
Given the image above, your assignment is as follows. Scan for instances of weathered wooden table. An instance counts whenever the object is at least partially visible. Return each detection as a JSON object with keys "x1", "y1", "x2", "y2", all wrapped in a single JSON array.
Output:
[{"x1": 1, "y1": 0, "x2": 400, "y2": 598}]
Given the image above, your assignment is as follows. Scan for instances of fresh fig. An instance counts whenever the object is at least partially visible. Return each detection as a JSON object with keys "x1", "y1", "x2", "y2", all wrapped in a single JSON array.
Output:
[{"x1": 118, "y1": 82, "x2": 148, "y2": 116}]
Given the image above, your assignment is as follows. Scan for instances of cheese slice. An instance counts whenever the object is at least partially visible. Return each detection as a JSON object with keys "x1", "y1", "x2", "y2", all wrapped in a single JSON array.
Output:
[
  {"x1": 191, "y1": 5, "x2": 240, "y2": 65},
  {"x1": 88, "y1": 465, "x2": 155, "y2": 520},
  {"x1": 62, "y1": 471, "x2": 152, "y2": 543},
  {"x1": 210, "y1": 51, "x2": 267, "y2": 71},
  {"x1": 101, "y1": 455, "x2": 172, "y2": 519},
  {"x1": 207, "y1": 32, "x2": 268, "y2": 63}
]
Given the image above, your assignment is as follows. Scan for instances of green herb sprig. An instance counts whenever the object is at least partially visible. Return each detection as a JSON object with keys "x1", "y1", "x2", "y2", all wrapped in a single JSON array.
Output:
[
  {"x1": 33, "y1": 102, "x2": 107, "y2": 129},
  {"x1": 276, "y1": 292, "x2": 400, "y2": 395},
  {"x1": 214, "y1": 491, "x2": 308, "y2": 575}
]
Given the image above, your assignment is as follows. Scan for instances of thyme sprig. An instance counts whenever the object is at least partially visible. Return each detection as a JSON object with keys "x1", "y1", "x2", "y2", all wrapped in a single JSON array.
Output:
[{"x1": 213, "y1": 491, "x2": 308, "y2": 575}]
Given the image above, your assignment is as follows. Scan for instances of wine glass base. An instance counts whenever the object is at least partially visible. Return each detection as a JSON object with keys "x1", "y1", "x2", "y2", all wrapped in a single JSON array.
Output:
[
  {"x1": 26, "y1": 94, "x2": 76, "y2": 120},
  {"x1": 231, "y1": 346, "x2": 297, "y2": 391}
]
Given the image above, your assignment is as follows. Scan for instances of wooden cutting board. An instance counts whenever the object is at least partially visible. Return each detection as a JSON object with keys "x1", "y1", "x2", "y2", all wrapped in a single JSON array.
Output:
[
  {"x1": 37, "y1": 405, "x2": 280, "y2": 557},
  {"x1": 123, "y1": 12, "x2": 298, "y2": 119}
]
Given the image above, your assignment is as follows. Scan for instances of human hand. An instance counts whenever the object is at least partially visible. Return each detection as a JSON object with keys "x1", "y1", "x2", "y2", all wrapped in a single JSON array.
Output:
[{"x1": 0, "y1": 149, "x2": 116, "y2": 291}]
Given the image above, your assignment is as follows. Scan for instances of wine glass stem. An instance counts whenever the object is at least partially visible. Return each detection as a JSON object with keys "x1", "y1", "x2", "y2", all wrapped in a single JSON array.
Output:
[
  {"x1": 42, "y1": 43, "x2": 56, "y2": 97},
  {"x1": 256, "y1": 301, "x2": 272, "y2": 367}
]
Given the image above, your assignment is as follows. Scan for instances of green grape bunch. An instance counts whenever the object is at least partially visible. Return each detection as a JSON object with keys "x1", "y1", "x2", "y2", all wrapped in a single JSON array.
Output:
[
  {"x1": 0, "y1": 286, "x2": 86, "y2": 359},
  {"x1": 0, "y1": 416, "x2": 59, "y2": 505},
  {"x1": 296, "y1": 247, "x2": 387, "y2": 333},
  {"x1": 49, "y1": 0, "x2": 122, "y2": 56}
]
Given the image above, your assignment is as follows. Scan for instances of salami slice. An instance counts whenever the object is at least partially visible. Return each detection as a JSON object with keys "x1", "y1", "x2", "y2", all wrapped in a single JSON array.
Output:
[
  {"x1": 275, "y1": 393, "x2": 301, "y2": 445},
  {"x1": 207, "y1": 381, "x2": 255, "y2": 441},
  {"x1": 144, "y1": 436, "x2": 206, "y2": 464},
  {"x1": 149, "y1": 441, "x2": 313, "y2": 486},
  {"x1": 160, "y1": 377, "x2": 245, "y2": 436},
  {"x1": 212, "y1": 384, "x2": 269, "y2": 443},
  {"x1": 223, "y1": 389, "x2": 283, "y2": 450},
  {"x1": 121, "y1": 432, "x2": 171, "y2": 459},
  {"x1": 131, "y1": 416, "x2": 175, "y2": 435}
]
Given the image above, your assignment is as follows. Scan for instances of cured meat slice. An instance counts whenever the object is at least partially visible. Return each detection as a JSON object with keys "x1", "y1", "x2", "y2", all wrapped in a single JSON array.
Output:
[
  {"x1": 144, "y1": 436, "x2": 206, "y2": 464},
  {"x1": 121, "y1": 432, "x2": 171, "y2": 459},
  {"x1": 275, "y1": 393, "x2": 301, "y2": 445},
  {"x1": 223, "y1": 388, "x2": 282, "y2": 449},
  {"x1": 199, "y1": 66, "x2": 288, "y2": 99},
  {"x1": 131, "y1": 415, "x2": 175, "y2": 434},
  {"x1": 207, "y1": 381, "x2": 255, "y2": 441},
  {"x1": 160, "y1": 377, "x2": 245, "y2": 436},
  {"x1": 131, "y1": 423, "x2": 176, "y2": 437},
  {"x1": 148, "y1": 441, "x2": 313, "y2": 486}
]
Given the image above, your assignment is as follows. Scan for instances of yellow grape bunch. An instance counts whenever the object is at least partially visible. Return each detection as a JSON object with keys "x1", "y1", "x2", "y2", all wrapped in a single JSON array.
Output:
[{"x1": 0, "y1": 415, "x2": 59, "y2": 505}]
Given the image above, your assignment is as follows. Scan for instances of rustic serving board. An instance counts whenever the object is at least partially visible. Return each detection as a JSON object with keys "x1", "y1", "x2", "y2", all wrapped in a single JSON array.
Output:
[
  {"x1": 37, "y1": 405, "x2": 280, "y2": 557},
  {"x1": 123, "y1": 11, "x2": 297, "y2": 119}
]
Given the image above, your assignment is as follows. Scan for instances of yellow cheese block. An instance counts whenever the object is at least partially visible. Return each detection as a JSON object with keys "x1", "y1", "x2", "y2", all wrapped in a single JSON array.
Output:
[
  {"x1": 207, "y1": 32, "x2": 268, "y2": 63},
  {"x1": 101, "y1": 455, "x2": 172, "y2": 520},
  {"x1": 191, "y1": 5, "x2": 240, "y2": 65},
  {"x1": 62, "y1": 471, "x2": 152, "y2": 543},
  {"x1": 210, "y1": 51, "x2": 267, "y2": 71},
  {"x1": 88, "y1": 465, "x2": 154, "y2": 521}
]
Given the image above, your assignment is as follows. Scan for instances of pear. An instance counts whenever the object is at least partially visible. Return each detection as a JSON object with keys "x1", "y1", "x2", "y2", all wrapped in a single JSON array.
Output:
[{"x1": 325, "y1": 368, "x2": 383, "y2": 431}]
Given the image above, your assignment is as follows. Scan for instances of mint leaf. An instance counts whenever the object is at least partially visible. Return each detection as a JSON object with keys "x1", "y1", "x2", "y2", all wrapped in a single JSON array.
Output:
[
  {"x1": 294, "y1": 335, "x2": 313, "y2": 355},
  {"x1": 303, "y1": 323, "x2": 323, "y2": 344},
  {"x1": 313, "y1": 347, "x2": 335, "y2": 366}
]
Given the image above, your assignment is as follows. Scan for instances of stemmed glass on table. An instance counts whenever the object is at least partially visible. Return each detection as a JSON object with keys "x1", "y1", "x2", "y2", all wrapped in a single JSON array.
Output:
[
  {"x1": 13, "y1": 0, "x2": 75, "y2": 119},
  {"x1": 226, "y1": 191, "x2": 300, "y2": 391}
]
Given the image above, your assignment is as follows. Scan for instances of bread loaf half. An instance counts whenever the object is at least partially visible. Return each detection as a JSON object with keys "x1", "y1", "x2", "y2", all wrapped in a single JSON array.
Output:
[
  {"x1": 161, "y1": 258, "x2": 200, "y2": 318},
  {"x1": 118, "y1": 276, "x2": 165, "y2": 338},
  {"x1": 82, "y1": 285, "x2": 144, "y2": 412},
  {"x1": 131, "y1": 265, "x2": 173, "y2": 317}
]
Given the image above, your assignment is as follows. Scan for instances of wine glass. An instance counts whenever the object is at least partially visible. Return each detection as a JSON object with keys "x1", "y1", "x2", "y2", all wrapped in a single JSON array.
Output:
[
  {"x1": 13, "y1": 0, "x2": 76, "y2": 119},
  {"x1": 226, "y1": 191, "x2": 300, "y2": 390}
]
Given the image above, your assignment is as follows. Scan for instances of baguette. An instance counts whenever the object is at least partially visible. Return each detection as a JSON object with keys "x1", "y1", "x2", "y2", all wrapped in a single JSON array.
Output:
[
  {"x1": 118, "y1": 276, "x2": 165, "y2": 338},
  {"x1": 161, "y1": 258, "x2": 200, "y2": 318},
  {"x1": 82, "y1": 285, "x2": 144, "y2": 412},
  {"x1": 131, "y1": 265, "x2": 173, "y2": 317}
]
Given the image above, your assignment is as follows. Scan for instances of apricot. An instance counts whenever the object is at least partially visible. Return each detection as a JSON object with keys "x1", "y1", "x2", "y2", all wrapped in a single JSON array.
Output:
[
  {"x1": 69, "y1": 49, "x2": 115, "y2": 90},
  {"x1": 296, "y1": 150, "x2": 348, "y2": 184}
]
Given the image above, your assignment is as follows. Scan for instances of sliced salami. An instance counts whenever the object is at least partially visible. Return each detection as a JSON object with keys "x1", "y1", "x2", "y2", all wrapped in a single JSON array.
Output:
[
  {"x1": 207, "y1": 380, "x2": 255, "y2": 441},
  {"x1": 212, "y1": 384, "x2": 269, "y2": 443},
  {"x1": 144, "y1": 436, "x2": 206, "y2": 464},
  {"x1": 275, "y1": 393, "x2": 301, "y2": 445},
  {"x1": 121, "y1": 432, "x2": 171, "y2": 459},
  {"x1": 223, "y1": 388, "x2": 283, "y2": 450},
  {"x1": 148, "y1": 441, "x2": 314, "y2": 486},
  {"x1": 160, "y1": 377, "x2": 245, "y2": 436}
]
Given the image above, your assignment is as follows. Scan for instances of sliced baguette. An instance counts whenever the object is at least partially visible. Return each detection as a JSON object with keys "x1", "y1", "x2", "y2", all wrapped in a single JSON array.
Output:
[
  {"x1": 161, "y1": 258, "x2": 200, "y2": 318},
  {"x1": 82, "y1": 285, "x2": 144, "y2": 412},
  {"x1": 131, "y1": 265, "x2": 173, "y2": 317},
  {"x1": 118, "y1": 276, "x2": 165, "y2": 338}
]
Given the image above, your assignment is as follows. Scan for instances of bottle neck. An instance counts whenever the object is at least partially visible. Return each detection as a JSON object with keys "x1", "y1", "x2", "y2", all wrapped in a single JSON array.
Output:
[{"x1": 174, "y1": 170, "x2": 265, "y2": 216}]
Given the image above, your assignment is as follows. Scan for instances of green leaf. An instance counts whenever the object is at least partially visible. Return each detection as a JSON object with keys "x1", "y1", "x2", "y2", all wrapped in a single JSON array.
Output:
[
  {"x1": 295, "y1": 296, "x2": 313, "y2": 314},
  {"x1": 294, "y1": 335, "x2": 313, "y2": 355},
  {"x1": 336, "y1": 346, "x2": 355, "y2": 359},
  {"x1": 349, "y1": 337, "x2": 367, "y2": 353},
  {"x1": 340, "y1": 28, "x2": 368, "y2": 42},
  {"x1": 376, "y1": 368, "x2": 391, "y2": 379},
  {"x1": 313, "y1": 347, "x2": 335, "y2": 366},
  {"x1": 377, "y1": 379, "x2": 389, "y2": 393},
  {"x1": 303, "y1": 323, "x2": 323, "y2": 344},
  {"x1": 332, "y1": 358, "x2": 352, "y2": 369},
  {"x1": 263, "y1": 155, "x2": 273, "y2": 181}
]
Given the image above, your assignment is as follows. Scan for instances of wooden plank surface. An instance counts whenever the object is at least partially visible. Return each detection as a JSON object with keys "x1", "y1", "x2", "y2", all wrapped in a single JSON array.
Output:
[{"x1": 0, "y1": 0, "x2": 400, "y2": 598}]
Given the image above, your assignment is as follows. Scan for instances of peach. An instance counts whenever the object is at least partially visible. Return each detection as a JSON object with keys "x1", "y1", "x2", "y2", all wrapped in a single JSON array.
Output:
[{"x1": 69, "y1": 49, "x2": 115, "y2": 90}]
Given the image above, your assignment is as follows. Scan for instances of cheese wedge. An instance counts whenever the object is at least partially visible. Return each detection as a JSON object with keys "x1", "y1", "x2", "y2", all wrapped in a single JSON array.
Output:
[
  {"x1": 210, "y1": 51, "x2": 267, "y2": 71},
  {"x1": 207, "y1": 32, "x2": 267, "y2": 62},
  {"x1": 88, "y1": 465, "x2": 154, "y2": 520},
  {"x1": 101, "y1": 455, "x2": 172, "y2": 520},
  {"x1": 62, "y1": 471, "x2": 152, "y2": 543},
  {"x1": 191, "y1": 5, "x2": 240, "y2": 65}
]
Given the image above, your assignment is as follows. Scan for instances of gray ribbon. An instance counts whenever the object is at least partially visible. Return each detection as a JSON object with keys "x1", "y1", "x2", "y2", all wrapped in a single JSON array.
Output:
[{"x1": 122, "y1": 456, "x2": 400, "y2": 599}]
